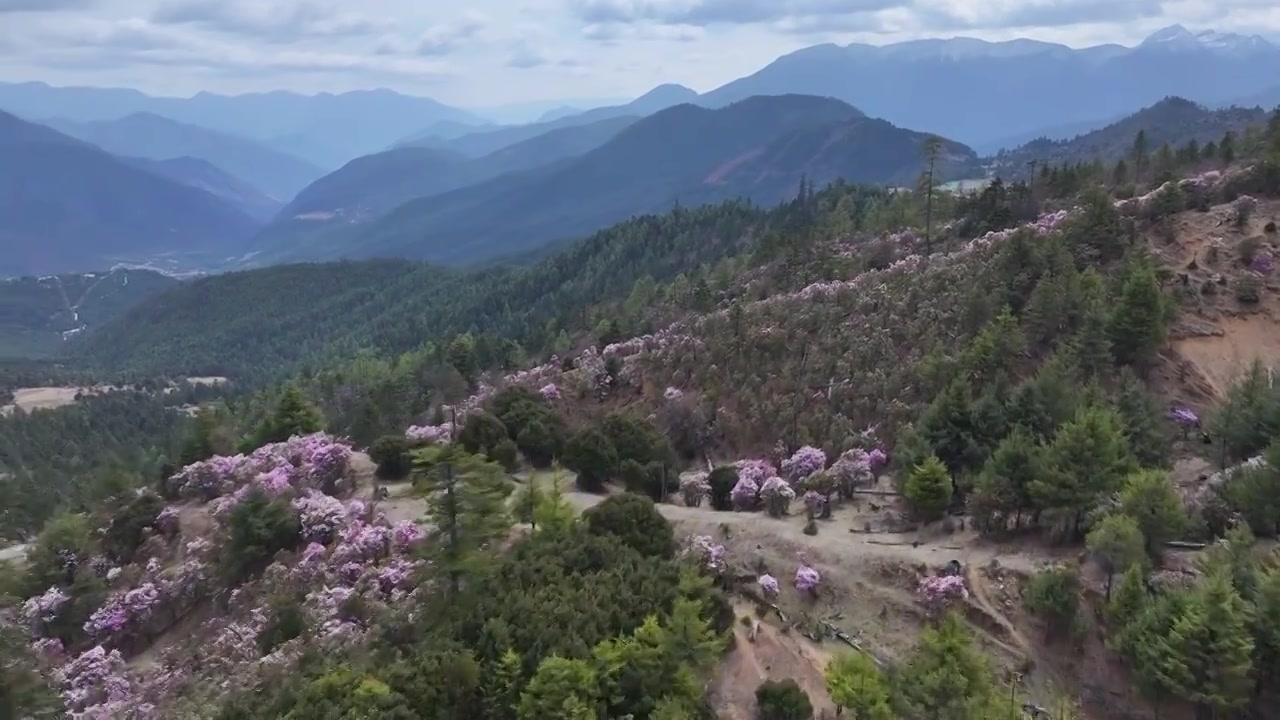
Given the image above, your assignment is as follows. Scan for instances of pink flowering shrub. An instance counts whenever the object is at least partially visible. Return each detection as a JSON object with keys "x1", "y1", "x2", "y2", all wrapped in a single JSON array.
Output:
[
  {"x1": 759, "y1": 477, "x2": 796, "y2": 517},
  {"x1": 153, "y1": 506, "x2": 180, "y2": 537},
  {"x1": 538, "y1": 383, "x2": 561, "y2": 401},
  {"x1": 1251, "y1": 249, "x2": 1273, "y2": 275},
  {"x1": 663, "y1": 386, "x2": 683, "y2": 401},
  {"x1": 168, "y1": 433, "x2": 354, "y2": 502},
  {"x1": 730, "y1": 476, "x2": 759, "y2": 510},
  {"x1": 758, "y1": 574, "x2": 779, "y2": 599},
  {"x1": 781, "y1": 446, "x2": 827, "y2": 483},
  {"x1": 829, "y1": 448, "x2": 874, "y2": 497},
  {"x1": 680, "y1": 472, "x2": 711, "y2": 507},
  {"x1": 794, "y1": 564, "x2": 821, "y2": 594},
  {"x1": 292, "y1": 491, "x2": 349, "y2": 544},
  {"x1": 390, "y1": 521, "x2": 425, "y2": 554},
  {"x1": 687, "y1": 535, "x2": 726, "y2": 574},
  {"x1": 54, "y1": 645, "x2": 131, "y2": 714},
  {"x1": 918, "y1": 575, "x2": 969, "y2": 615},
  {"x1": 22, "y1": 586, "x2": 70, "y2": 626},
  {"x1": 406, "y1": 424, "x2": 450, "y2": 444},
  {"x1": 1168, "y1": 405, "x2": 1199, "y2": 431}
]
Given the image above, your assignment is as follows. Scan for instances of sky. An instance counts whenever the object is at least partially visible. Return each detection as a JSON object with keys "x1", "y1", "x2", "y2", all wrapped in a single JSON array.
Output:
[{"x1": 1, "y1": 0, "x2": 1279, "y2": 112}]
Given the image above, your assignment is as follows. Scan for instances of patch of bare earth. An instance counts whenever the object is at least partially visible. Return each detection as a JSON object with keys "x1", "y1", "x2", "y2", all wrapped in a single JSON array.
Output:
[
  {"x1": 1156, "y1": 199, "x2": 1280, "y2": 405},
  {"x1": 709, "y1": 602, "x2": 837, "y2": 720}
]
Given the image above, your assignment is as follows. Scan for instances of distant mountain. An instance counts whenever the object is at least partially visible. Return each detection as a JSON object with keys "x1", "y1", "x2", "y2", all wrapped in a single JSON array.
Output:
[
  {"x1": 1225, "y1": 85, "x2": 1280, "y2": 110},
  {"x1": 122, "y1": 156, "x2": 283, "y2": 222},
  {"x1": 399, "y1": 84, "x2": 700, "y2": 157},
  {"x1": 989, "y1": 97, "x2": 1269, "y2": 177},
  {"x1": 41, "y1": 112, "x2": 323, "y2": 201},
  {"x1": 252, "y1": 95, "x2": 979, "y2": 267},
  {"x1": 537, "y1": 106, "x2": 583, "y2": 122},
  {"x1": 0, "y1": 111, "x2": 263, "y2": 277},
  {"x1": 699, "y1": 26, "x2": 1280, "y2": 150},
  {"x1": 0, "y1": 268, "x2": 178, "y2": 359},
  {"x1": 0, "y1": 83, "x2": 482, "y2": 169},
  {"x1": 254, "y1": 115, "x2": 639, "y2": 252}
]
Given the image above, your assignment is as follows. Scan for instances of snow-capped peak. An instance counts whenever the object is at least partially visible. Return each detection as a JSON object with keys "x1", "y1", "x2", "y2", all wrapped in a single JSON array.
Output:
[{"x1": 1139, "y1": 24, "x2": 1274, "y2": 54}]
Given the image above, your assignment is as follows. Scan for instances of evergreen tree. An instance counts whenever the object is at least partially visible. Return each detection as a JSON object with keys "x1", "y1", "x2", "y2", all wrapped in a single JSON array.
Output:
[
  {"x1": 517, "y1": 656, "x2": 599, "y2": 720},
  {"x1": 481, "y1": 649, "x2": 523, "y2": 720},
  {"x1": 969, "y1": 429, "x2": 1044, "y2": 532},
  {"x1": 562, "y1": 427, "x2": 619, "y2": 493},
  {"x1": 824, "y1": 652, "x2": 893, "y2": 719},
  {"x1": 1157, "y1": 571, "x2": 1255, "y2": 718},
  {"x1": 898, "y1": 612, "x2": 997, "y2": 720},
  {"x1": 1109, "y1": 254, "x2": 1169, "y2": 369},
  {"x1": 1253, "y1": 566, "x2": 1280, "y2": 696},
  {"x1": 1106, "y1": 564, "x2": 1150, "y2": 633},
  {"x1": 1070, "y1": 270, "x2": 1113, "y2": 378},
  {"x1": 413, "y1": 445, "x2": 513, "y2": 601},
  {"x1": 904, "y1": 455, "x2": 953, "y2": 521},
  {"x1": 1113, "y1": 368, "x2": 1171, "y2": 468},
  {"x1": 1086, "y1": 514, "x2": 1146, "y2": 599},
  {"x1": 1117, "y1": 470, "x2": 1187, "y2": 557},
  {"x1": 918, "y1": 381, "x2": 984, "y2": 477},
  {"x1": 1030, "y1": 407, "x2": 1134, "y2": 535}
]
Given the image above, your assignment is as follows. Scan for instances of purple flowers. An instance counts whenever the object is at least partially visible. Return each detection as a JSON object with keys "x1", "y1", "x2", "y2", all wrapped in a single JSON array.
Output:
[
  {"x1": 406, "y1": 424, "x2": 450, "y2": 444},
  {"x1": 390, "y1": 521, "x2": 425, "y2": 554},
  {"x1": 688, "y1": 534, "x2": 726, "y2": 574},
  {"x1": 758, "y1": 574, "x2": 779, "y2": 599},
  {"x1": 781, "y1": 446, "x2": 827, "y2": 483},
  {"x1": 794, "y1": 564, "x2": 821, "y2": 593},
  {"x1": 1169, "y1": 405, "x2": 1200, "y2": 429},
  {"x1": 679, "y1": 472, "x2": 711, "y2": 507},
  {"x1": 22, "y1": 586, "x2": 70, "y2": 624},
  {"x1": 292, "y1": 491, "x2": 349, "y2": 544},
  {"x1": 663, "y1": 386, "x2": 684, "y2": 401},
  {"x1": 1251, "y1": 249, "x2": 1273, "y2": 275},
  {"x1": 759, "y1": 477, "x2": 796, "y2": 517},
  {"x1": 917, "y1": 575, "x2": 968, "y2": 614},
  {"x1": 539, "y1": 383, "x2": 561, "y2": 401}
]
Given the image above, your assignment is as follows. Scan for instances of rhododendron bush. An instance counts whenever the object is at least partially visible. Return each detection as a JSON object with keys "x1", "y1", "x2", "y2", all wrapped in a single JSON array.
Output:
[
  {"x1": 918, "y1": 575, "x2": 969, "y2": 615},
  {"x1": 166, "y1": 433, "x2": 354, "y2": 501},
  {"x1": 10, "y1": 431, "x2": 441, "y2": 718}
]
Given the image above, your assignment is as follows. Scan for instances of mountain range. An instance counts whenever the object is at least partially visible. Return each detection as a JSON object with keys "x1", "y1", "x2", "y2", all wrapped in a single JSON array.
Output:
[
  {"x1": 246, "y1": 95, "x2": 981, "y2": 267},
  {"x1": 0, "y1": 111, "x2": 262, "y2": 277},
  {"x1": 0, "y1": 84, "x2": 484, "y2": 169},
  {"x1": 3, "y1": 24, "x2": 1280, "y2": 278},
  {"x1": 40, "y1": 113, "x2": 325, "y2": 201},
  {"x1": 989, "y1": 97, "x2": 1270, "y2": 177}
]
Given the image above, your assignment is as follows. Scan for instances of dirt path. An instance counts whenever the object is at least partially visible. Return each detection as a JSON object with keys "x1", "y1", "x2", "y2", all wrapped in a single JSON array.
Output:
[{"x1": 561, "y1": 488, "x2": 1057, "y2": 574}]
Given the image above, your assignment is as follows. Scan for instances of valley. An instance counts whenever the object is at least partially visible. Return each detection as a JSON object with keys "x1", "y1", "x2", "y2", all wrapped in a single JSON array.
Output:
[{"x1": 3, "y1": 14, "x2": 1280, "y2": 720}]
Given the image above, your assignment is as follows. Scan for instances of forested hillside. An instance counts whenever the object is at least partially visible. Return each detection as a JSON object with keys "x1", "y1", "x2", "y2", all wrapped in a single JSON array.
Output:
[
  {"x1": 248, "y1": 95, "x2": 981, "y2": 267},
  {"x1": 991, "y1": 97, "x2": 1271, "y2": 178},
  {"x1": 3, "y1": 108, "x2": 1280, "y2": 720},
  {"x1": 0, "y1": 269, "x2": 177, "y2": 359}
]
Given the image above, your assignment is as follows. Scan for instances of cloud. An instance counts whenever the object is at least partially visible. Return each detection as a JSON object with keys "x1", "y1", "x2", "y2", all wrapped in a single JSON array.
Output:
[
  {"x1": 151, "y1": 0, "x2": 388, "y2": 41},
  {"x1": 415, "y1": 14, "x2": 486, "y2": 56},
  {"x1": 572, "y1": 0, "x2": 898, "y2": 26},
  {"x1": 507, "y1": 44, "x2": 548, "y2": 68},
  {"x1": 0, "y1": 0, "x2": 94, "y2": 10}
]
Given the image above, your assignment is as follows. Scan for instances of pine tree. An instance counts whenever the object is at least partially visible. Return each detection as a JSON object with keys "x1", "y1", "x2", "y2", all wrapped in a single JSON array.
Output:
[
  {"x1": 904, "y1": 455, "x2": 953, "y2": 521},
  {"x1": 921, "y1": 135, "x2": 943, "y2": 254},
  {"x1": 1158, "y1": 571, "x2": 1255, "y2": 718},
  {"x1": 1070, "y1": 270, "x2": 1113, "y2": 377},
  {"x1": 1118, "y1": 470, "x2": 1187, "y2": 557},
  {"x1": 1109, "y1": 254, "x2": 1169, "y2": 369},
  {"x1": 481, "y1": 649, "x2": 523, "y2": 720},
  {"x1": 825, "y1": 652, "x2": 893, "y2": 719},
  {"x1": 1086, "y1": 514, "x2": 1146, "y2": 599},
  {"x1": 1132, "y1": 130, "x2": 1148, "y2": 184},
  {"x1": 1113, "y1": 368, "x2": 1171, "y2": 468},
  {"x1": 1253, "y1": 566, "x2": 1280, "y2": 696},
  {"x1": 1031, "y1": 407, "x2": 1134, "y2": 535},
  {"x1": 899, "y1": 612, "x2": 997, "y2": 720},
  {"x1": 1106, "y1": 564, "x2": 1150, "y2": 634},
  {"x1": 970, "y1": 429, "x2": 1044, "y2": 531},
  {"x1": 413, "y1": 445, "x2": 512, "y2": 601}
]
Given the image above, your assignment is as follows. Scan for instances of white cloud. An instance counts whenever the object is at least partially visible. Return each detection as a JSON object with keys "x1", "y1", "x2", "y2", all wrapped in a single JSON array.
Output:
[{"x1": 0, "y1": 0, "x2": 1278, "y2": 107}]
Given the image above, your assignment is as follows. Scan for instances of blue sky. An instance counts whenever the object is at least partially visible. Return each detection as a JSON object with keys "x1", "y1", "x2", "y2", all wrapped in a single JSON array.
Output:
[{"x1": 0, "y1": 0, "x2": 1276, "y2": 111}]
